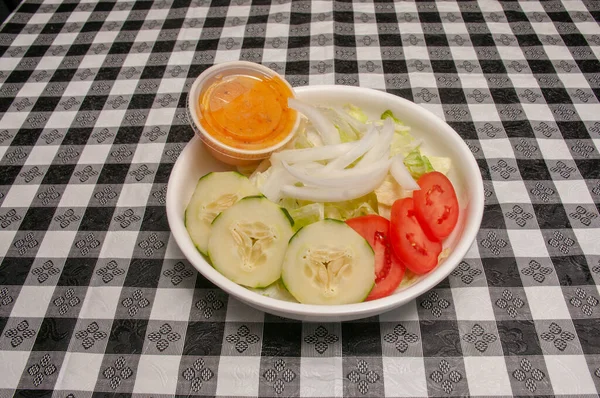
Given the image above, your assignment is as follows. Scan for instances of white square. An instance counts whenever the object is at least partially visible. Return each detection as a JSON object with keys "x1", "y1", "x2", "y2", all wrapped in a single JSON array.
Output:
[
  {"x1": 216, "y1": 356, "x2": 260, "y2": 396},
  {"x1": 110, "y1": 79, "x2": 138, "y2": 95},
  {"x1": 225, "y1": 298, "x2": 265, "y2": 323},
  {"x1": 95, "y1": 110, "x2": 126, "y2": 128},
  {"x1": 116, "y1": 183, "x2": 153, "y2": 207},
  {"x1": 145, "y1": 108, "x2": 176, "y2": 126},
  {"x1": 382, "y1": 357, "x2": 427, "y2": 397},
  {"x1": 507, "y1": 230, "x2": 549, "y2": 257},
  {"x1": 58, "y1": 184, "x2": 95, "y2": 207},
  {"x1": 300, "y1": 357, "x2": 343, "y2": 397},
  {"x1": 496, "y1": 46, "x2": 526, "y2": 60},
  {"x1": 80, "y1": 286, "x2": 122, "y2": 319},
  {"x1": 543, "y1": 45, "x2": 575, "y2": 60},
  {"x1": 37, "y1": 231, "x2": 77, "y2": 258},
  {"x1": 0, "y1": 112, "x2": 28, "y2": 129},
  {"x1": 554, "y1": 180, "x2": 594, "y2": 204},
  {"x1": 164, "y1": 235, "x2": 185, "y2": 260},
  {"x1": 458, "y1": 74, "x2": 489, "y2": 89},
  {"x1": 18, "y1": 83, "x2": 46, "y2": 97},
  {"x1": 133, "y1": 355, "x2": 180, "y2": 394},
  {"x1": 449, "y1": 46, "x2": 478, "y2": 61},
  {"x1": 419, "y1": 103, "x2": 445, "y2": 120},
  {"x1": 134, "y1": 29, "x2": 159, "y2": 43},
  {"x1": 12, "y1": 34, "x2": 36, "y2": 46},
  {"x1": 55, "y1": 352, "x2": 104, "y2": 391},
  {"x1": 131, "y1": 143, "x2": 165, "y2": 164},
  {"x1": 79, "y1": 54, "x2": 107, "y2": 69},
  {"x1": 0, "y1": 351, "x2": 30, "y2": 388},
  {"x1": 359, "y1": 74, "x2": 386, "y2": 90},
  {"x1": 28, "y1": 12, "x2": 52, "y2": 24},
  {"x1": 573, "y1": 104, "x2": 600, "y2": 121},
  {"x1": 486, "y1": 23, "x2": 513, "y2": 35},
  {"x1": 521, "y1": 104, "x2": 554, "y2": 123},
  {"x1": 464, "y1": 240, "x2": 480, "y2": 258},
  {"x1": 64, "y1": 81, "x2": 93, "y2": 96},
  {"x1": 546, "y1": 355, "x2": 597, "y2": 394},
  {"x1": 536, "y1": 138, "x2": 572, "y2": 160},
  {"x1": 78, "y1": 144, "x2": 111, "y2": 164},
  {"x1": 480, "y1": 138, "x2": 514, "y2": 159},
  {"x1": 436, "y1": 1, "x2": 460, "y2": 11},
  {"x1": 379, "y1": 300, "x2": 419, "y2": 322},
  {"x1": 99, "y1": 231, "x2": 138, "y2": 259},
  {"x1": 441, "y1": 22, "x2": 468, "y2": 34},
  {"x1": 529, "y1": 22, "x2": 559, "y2": 35},
  {"x1": 508, "y1": 74, "x2": 541, "y2": 89},
  {"x1": 403, "y1": 45, "x2": 429, "y2": 61},
  {"x1": 464, "y1": 357, "x2": 512, "y2": 395},
  {"x1": 577, "y1": 22, "x2": 600, "y2": 34},
  {"x1": 2, "y1": 185, "x2": 39, "y2": 207},
  {"x1": 105, "y1": 10, "x2": 130, "y2": 21},
  {"x1": 51, "y1": 33, "x2": 78, "y2": 46},
  {"x1": 157, "y1": 78, "x2": 185, "y2": 94},
  {"x1": 525, "y1": 286, "x2": 571, "y2": 320},
  {"x1": 149, "y1": 288, "x2": 194, "y2": 322},
  {"x1": 10, "y1": 285, "x2": 55, "y2": 317},
  {"x1": 123, "y1": 53, "x2": 150, "y2": 68},
  {"x1": 0, "y1": 231, "x2": 16, "y2": 255},
  {"x1": 66, "y1": 11, "x2": 92, "y2": 23},
  {"x1": 519, "y1": 2, "x2": 544, "y2": 11},
  {"x1": 45, "y1": 111, "x2": 77, "y2": 129},
  {"x1": 24, "y1": 145, "x2": 59, "y2": 165},
  {"x1": 573, "y1": 228, "x2": 600, "y2": 255},
  {"x1": 557, "y1": 73, "x2": 592, "y2": 88},
  {"x1": 452, "y1": 287, "x2": 495, "y2": 321},
  {"x1": 492, "y1": 180, "x2": 531, "y2": 203},
  {"x1": 93, "y1": 31, "x2": 119, "y2": 44},
  {"x1": 468, "y1": 104, "x2": 501, "y2": 122}
]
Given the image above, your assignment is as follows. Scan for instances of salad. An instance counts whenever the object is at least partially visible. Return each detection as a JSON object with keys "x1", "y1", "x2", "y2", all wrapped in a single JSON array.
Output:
[{"x1": 184, "y1": 100, "x2": 459, "y2": 305}]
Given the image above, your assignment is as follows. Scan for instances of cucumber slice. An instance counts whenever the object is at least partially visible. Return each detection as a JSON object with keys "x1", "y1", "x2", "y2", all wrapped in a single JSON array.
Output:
[
  {"x1": 185, "y1": 171, "x2": 260, "y2": 255},
  {"x1": 248, "y1": 279, "x2": 298, "y2": 302},
  {"x1": 282, "y1": 219, "x2": 375, "y2": 305},
  {"x1": 208, "y1": 196, "x2": 294, "y2": 288}
]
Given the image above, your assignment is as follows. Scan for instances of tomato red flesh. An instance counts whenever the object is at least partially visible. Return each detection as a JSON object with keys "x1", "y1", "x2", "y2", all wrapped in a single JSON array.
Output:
[
  {"x1": 412, "y1": 171, "x2": 459, "y2": 241},
  {"x1": 345, "y1": 215, "x2": 405, "y2": 301},
  {"x1": 389, "y1": 197, "x2": 442, "y2": 275}
]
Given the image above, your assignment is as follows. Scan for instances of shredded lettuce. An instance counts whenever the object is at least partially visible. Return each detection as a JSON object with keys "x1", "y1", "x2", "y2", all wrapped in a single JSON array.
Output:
[
  {"x1": 323, "y1": 193, "x2": 378, "y2": 221},
  {"x1": 288, "y1": 203, "x2": 324, "y2": 231},
  {"x1": 345, "y1": 104, "x2": 369, "y2": 123},
  {"x1": 381, "y1": 109, "x2": 400, "y2": 123},
  {"x1": 403, "y1": 148, "x2": 434, "y2": 179}
]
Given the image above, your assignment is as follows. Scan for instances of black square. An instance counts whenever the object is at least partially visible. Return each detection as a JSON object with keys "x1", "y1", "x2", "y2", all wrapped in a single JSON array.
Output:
[
  {"x1": 547, "y1": 11, "x2": 572, "y2": 23},
  {"x1": 0, "y1": 257, "x2": 34, "y2": 285},
  {"x1": 247, "y1": 14, "x2": 268, "y2": 25},
  {"x1": 106, "y1": 319, "x2": 149, "y2": 354},
  {"x1": 24, "y1": 45, "x2": 49, "y2": 58},
  {"x1": 262, "y1": 322, "x2": 302, "y2": 357},
  {"x1": 0, "y1": 166, "x2": 21, "y2": 185},
  {"x1": 572, "y1": 319, "x2": 600, "y2": 354},
  {"x1": 577, "y1": 60, "x2": 600, "y2": 73},
  {"x1": 552, "y1": 255, "x2": 594, "y2": 286},
  {"x1": 387, "y1": 89, "x2": 413, "y2": 102},
  {"x1": 63, "y1": 128, "x2": 92, "y2": 145},
  {"x1": 13, "y1": 128, "x2": 42, "y2": 146},
  {"x1": 107, "y1": 42, "x2": 132, "y2": 55},
  {"x1": 17, "y1": 2, "x2": 40, "y2": 13},
  {"x1": 167, "y1": 125, "x2": 194, "y2": 143},
  {"x1": 0, "y1": 97, "x2": 14, "y2": 112},
  {"x1": 541, "y1": 88, "x2": 572, "y2": 104},
  {"x1": 503, "y1": 120, "x2": 535, "y2": 138},
  {"x1": 480, "y1": 204, "x2": 506, "y2": 229},
  {"x1": 379, "y1": 34, "x2": 402, "y2": 47},
  {"x1": 67, "y1": 44, "x2": 91, "y2": 57},
  {"x1": 382, "y1": 60, "x2": 407, "y2": 74},
  {"x1": 490, "y1": 88, "x2": 520, "y2": 104},
  {"x1": 0, "y1": 317, "x2": 7, "y2": 336},
  {"x1": 335, "y1": 60, "x2": 358, "y2": 74},
  {"x1": 50, "y1": 68, "x2": 76, "y2": 82},
  {"x1": 419, "y1": 12, "x2": 442, "y2": 23},
  {"x1": 132, "y1": 0, "x2": 152, "y2": 10},
  {"x1": 448, "y1": 122, "x2": 478, "y2": 140},
  {"x1": 58, "y1": 258, "x2": 97, "y2": 286},
  {"x1": 95, "y1": 67, "x2": 120, "y2": 81},
  {"x1": 419, "y1": 320, "x2": 462, "y2": 357},
  {"x1": 438, "y1": 88, "x2": 466, "y2": 104},
  {"x1": 80, "y1": 96, "x2": 108, "y2": 111},
  {"x1": 242, "y1": 37, "x2": 265, "y2": 49},
  {"x1": 194, "y1": 273, "x2": 217, "y2": 289},
  {"x1": 470, "y1": 34, "x2": 496, "y2": 46},
  {"x1": 128, "y1": 94, "x2": 156, "y2": 109},
  {"x1": 94, "y1": 1, "x2": 115, "y2": 12},
  {"x1": 479, "y1": 60, "x2": 506, "y2": 74},
  {"x1": 461, "y1": 12, "x2": 485, "y2": 23},
  {"x1": 42, "y1": 164, "x2": 74, "y2": 185},
  {"x1": 140, "y1": 206, "x2": 170, "y2": 231},
  {"x1": 122, "y1": 20, "x2": 144, "y2": 31},
  {"x1": 32, "y1": 317, "x2": 77, "y2": 352},
  {"x1": 203, "y1": 17, "x2": 226, "y2": 28},
  {"x1": 575, "y1": 160, "x2": 600, "y2": 179},
  {"x1": 56, "y1": 2, "x2": 77, "y2": 12},
  {"x1": 341, "y1": 322, "x2": 381, "y2": 356},
  {"x1": 97, "y1": 163, "x2": 130, "y2": 184},
  {"x1": 81, "y1": 21, "x2": 103, "y2": 32},
  {"x1": 334, "y1": 11, "x2": 353, "y2": 23},
  {"x1": 504, "y1": 10, "x2": 528, "y2": 22},
  {"x1": 183, "y1": 322, "x2": 224, "y2": 356},
  {"x1": 285, "y1": 61, "x2": 309, "y2": 75},
  {"x1": 375, "y1": 13, "x2": 398, "y2": 24},
  {"x1": 515, "y1": 34, "x2": 542, "y2": 46},
  {"x1": 124, "y1": 259, "x2": 163, "y2": 287},
  {"x1": 1, "y1": 23, "x2": 25, "y2": 35},
  {"x1": 561, "y1": 34, "x2": 588, "y2": 47},
  {"x1": 497, "y1": 320, "x2": 542, "y2": 355},
  {"x1": 154, "y1": 163, "x2": 173, "y2": 183},
  {"x1": 424, "y1": 34, "x2": 449, "y2": 47},
  {"x1": 430, "y1": 60, "x2": 456, "y2": 73},
  {"x1": 151, "y1": 41, "x2": 175, "y2": 54},
  {"x1": 477, "y1": 158, "x2": 491, "y2": 180},
  {"x1": 482, "y1": 257, "x2": 522, "y2": 287},
  {"x1": 516, "y1": 159, "x2": 551, "y2": 180},
  {"x1": 79, "y1": 207, "x2": 115, "y2": 231},
  {"x1": 532, "y1": 204, "x2": 571, "y2": 229},
  {"x1": 140, "y1": 65, "x2": 166, "y2": 80},
  {"x1": 162, "y1": 18, "x2": 184, "y2": 29},
  {"x1": 115, "y1": 126, "x2": 143, "y2": 144},
  {"x1": 19, "y1": 207, "x2": 54, "y2": 230},
  {"x1": 6, "y1": 70, "x2": 32, "y2": 83}
]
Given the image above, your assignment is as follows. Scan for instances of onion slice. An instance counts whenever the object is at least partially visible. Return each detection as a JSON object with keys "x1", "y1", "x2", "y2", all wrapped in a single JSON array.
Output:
[
  {"x1": 356, "y1": 118, "x2": 394, "y2": 167},
  {"x1": 281, "y1": 165, "x2": 389, "y2": 202},
  {"x1": 288, "y1": 98, "x2": 341, "y2": 145},
  {"x1": 271, "y1": 141, "x2": 357, "y2": 165},
  {"x1": 321, "y1": 125, "x2": 378, "y2": 172},
  {"x1": 390, "y1": 154, "x2": 419, "y2": 191},
  {"x1": 281, "y1": 158, "x2": 391, "y2": 188}
]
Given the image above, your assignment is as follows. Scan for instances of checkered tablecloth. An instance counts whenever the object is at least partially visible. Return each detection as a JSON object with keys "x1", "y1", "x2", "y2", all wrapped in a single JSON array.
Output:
[{"x1": 0, "y1": 0, "x2": 599, "y2": 396}]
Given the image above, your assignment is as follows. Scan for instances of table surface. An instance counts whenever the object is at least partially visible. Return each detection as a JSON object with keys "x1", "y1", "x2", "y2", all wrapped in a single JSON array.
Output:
[{"x1": 1, "y1": 0, "x2": 600, "y2": 397}]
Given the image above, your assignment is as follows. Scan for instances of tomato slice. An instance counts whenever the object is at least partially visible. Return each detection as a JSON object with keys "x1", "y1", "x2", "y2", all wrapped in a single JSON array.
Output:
[
  {"x1": 346, "y1": 215, "x2": 405, "y2": 301},
  {"x1": 412, "y1": 171, "x2": 459, "y2": 241},
  {"x1": 390, "y1": 198, "x2": 442, "y2": 275}
]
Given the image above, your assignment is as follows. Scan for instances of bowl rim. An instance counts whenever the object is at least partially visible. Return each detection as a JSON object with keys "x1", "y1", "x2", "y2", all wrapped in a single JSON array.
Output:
[
  {"x1": 187, "y1": 60, "x2": 301, "y2": 156},
  {"x1": 168, "y1": 84, "x2": 485, "y2": 318}
]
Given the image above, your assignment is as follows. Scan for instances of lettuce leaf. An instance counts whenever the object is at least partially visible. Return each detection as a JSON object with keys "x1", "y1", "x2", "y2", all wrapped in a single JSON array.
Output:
[
  {"x1": 323, "y1": 192, "x2": 378, "y2": 220},
  {"x1": 288, "y1": 203, "x2": 324, "y2": 231},
  {"x1": 403, "y1": 148, "x2": 434, "y2": 179}
]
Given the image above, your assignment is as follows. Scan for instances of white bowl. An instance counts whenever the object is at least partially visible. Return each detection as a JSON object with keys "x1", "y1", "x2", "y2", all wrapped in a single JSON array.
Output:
[{"x1": 167, "y1": 85, "x2": 484, "y2": 322}]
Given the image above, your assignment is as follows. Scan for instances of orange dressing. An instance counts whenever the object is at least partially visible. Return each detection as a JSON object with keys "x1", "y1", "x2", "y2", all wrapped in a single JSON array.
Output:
[{"x1": 198, "y1": 74, "x2": 297, "y2": 150}]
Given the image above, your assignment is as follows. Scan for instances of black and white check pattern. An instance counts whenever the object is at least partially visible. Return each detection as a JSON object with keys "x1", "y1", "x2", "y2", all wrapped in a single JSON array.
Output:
[{"x1": 1, "y1": 0, "x2": 599, "y2": 396}]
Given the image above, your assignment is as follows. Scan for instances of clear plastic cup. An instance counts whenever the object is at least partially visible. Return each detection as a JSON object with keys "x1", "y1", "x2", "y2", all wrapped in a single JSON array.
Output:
[{"x1": 187, "y1": 61, "x2": 301, "y2": 166}]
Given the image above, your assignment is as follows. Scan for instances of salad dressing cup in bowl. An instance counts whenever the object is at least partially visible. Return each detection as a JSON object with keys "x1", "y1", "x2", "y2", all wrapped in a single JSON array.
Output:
[{"x1": 186, "y1": 61, "x2": 301, "y2": 166}]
